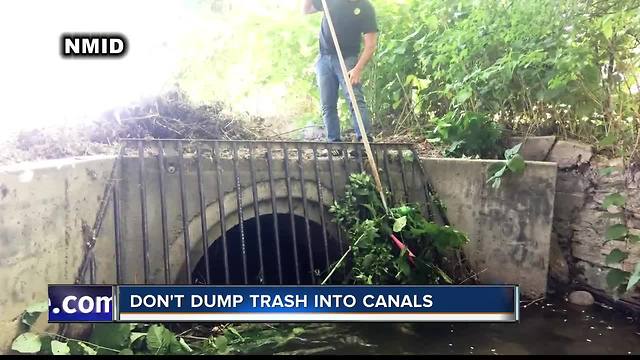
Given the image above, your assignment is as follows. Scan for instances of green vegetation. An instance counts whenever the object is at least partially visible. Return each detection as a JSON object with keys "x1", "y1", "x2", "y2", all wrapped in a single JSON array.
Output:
[
  {"x1": 329, "y1": 172, "x2": 468, "y2": 285},
  {"x1": 487, "y1": 143, "x2": 527, "y2": 189},
  {"x1": 177, "y1": 0, "x2": 639, "y2": 159},
  {"x1": 600, "y1": 167, "x2": 640, "y2": 295},
  {"x1": 12, "y1": 305, "x2": 313, "y2": 355}
]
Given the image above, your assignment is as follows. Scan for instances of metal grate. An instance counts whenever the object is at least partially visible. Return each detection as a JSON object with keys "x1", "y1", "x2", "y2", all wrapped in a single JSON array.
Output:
[{"x1": 78, "y1": 140, "x2": 444, "y2": 286}]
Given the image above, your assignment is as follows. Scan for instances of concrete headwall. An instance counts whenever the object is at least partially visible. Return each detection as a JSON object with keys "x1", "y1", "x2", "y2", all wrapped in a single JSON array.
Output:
[
  {"x1": 0, "y1": 156, "x2": 116, "y2": 353},
  {"x1": 0, "y1": 155, "x2": 557, "y2": 351},
  {"x1": 423, "y1": 159, "x2": 557, "y2": 298}
]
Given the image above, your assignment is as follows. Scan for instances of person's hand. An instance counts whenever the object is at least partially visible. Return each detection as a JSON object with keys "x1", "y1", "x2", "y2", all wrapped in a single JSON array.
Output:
[{"x1": 347, "y1": 67, "x2": 363, "y2": 85}]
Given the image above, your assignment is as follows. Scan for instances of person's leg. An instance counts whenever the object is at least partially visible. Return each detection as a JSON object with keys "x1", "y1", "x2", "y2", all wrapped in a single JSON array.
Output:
[
  {"x1": 315, "y1": 55, "x2": 341, "y2": 142},
  {"x1": 335, "y1": 56, "x2": 373, "y2": 142}
]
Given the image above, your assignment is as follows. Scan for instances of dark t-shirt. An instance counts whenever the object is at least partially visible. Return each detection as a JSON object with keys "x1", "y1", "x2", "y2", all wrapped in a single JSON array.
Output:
[{"x1": 312, "y1": 0, "x2": 378, "y2": 58}]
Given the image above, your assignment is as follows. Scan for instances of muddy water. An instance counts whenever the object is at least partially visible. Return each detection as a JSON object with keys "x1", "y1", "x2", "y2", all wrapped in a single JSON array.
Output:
[{"x1": 268, "y1": 299, "x2": 639, "y2": 355}]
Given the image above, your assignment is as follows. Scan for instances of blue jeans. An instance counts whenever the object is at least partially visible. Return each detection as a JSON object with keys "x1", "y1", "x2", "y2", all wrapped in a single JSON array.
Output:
[{"x1": 315, "y1": 54, "x2": 372, "y2": 142}]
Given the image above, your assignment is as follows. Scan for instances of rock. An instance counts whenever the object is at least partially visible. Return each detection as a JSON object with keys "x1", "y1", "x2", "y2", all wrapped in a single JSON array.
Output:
[
  {"x1": 548, "y1": 140, "x2": 593, "y2": 169},
  {"x1": 554, "y1": 192, "x2": 586, "y2": 222},
  {"x1": 556, "y1": 172, "x2": 591, "y2": 193},
  {"x1": 549, "y1": 235, "x2": 570, "y2": 285},
  {"x1": 508, "y1": 136, "x2": 557, "y2": 161},
  {"x1": 568, "y1": 290, "x2": 595, "y2": 306}
]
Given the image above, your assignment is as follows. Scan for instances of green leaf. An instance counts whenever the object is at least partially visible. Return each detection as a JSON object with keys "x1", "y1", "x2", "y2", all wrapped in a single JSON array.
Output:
[
  {"x1": 393, "y1": 216, "x2": 408, "y2": 233},
  {"x1": 505, "y1": 143, "x2": 523, "y2": 159},
  {"x1": 78, "y1": 342, "x2": 97, "y2": 355},
  {"x1": 362, "y1": 254, "x2": 376, "y2": 268},
  {"x1": 292, "y1": 327, "x2": 305, "y2": 336},
  {"x1": 603, "y1": 193, "x2": 626, "y2": 209},
  {"x1": 11, "y1": 333, "x2": 42, "y2": 354},
  {"x1": 629, "y1": 234, "x2": 640, "y2": 244},
  {"x1": 606, "y1": 224, "x2": 628, "y2": 241},
  {"x1": 607, "y1": 269, "x2": 629, "y2": 290},
  {"x1": 627, "y1": 263, "x2": 640, "y2": 292},
  {"x1": 227, "y1": 326, "x2": 243, "y2": 340},
  {"x1": 90, "y1": 324, "x2": 131, "y2": 354},
  {"x1": 22, "y1": 301, "x2": 49, "y2": 327},
  {"x1": 26, "y1": 301, "x2": 49, "y2": 314},
  {"x1": 599, "y1": 133, "x2": 616, "y2": 147},
  {"x1": 605, "y1": 249, "x2": 628, "y2": 265},
  {"x1": 491, "y1": 177, "x2": 502, "y2": 189},
  {"x1": 214, "y1": 335, "x2": 228, "y2": 353},
  {"x1": 146, "y1": 325, "x2": 172, "y2": 353},
  {"x1": 506, "y1": 154, "x2": 526, "y2": 174},
  {"x1": 130, "y1": 332, "x2": 146, "y2": 344},
  {"x1": 397, "y1": 257, "x2": 412, "y2": 277},
  {"x1": 119, "y1": 349, "x2": 134, "y2": 355},
  {"x1": 51, "y1": 340, "x2": 71, "y2": 355}
]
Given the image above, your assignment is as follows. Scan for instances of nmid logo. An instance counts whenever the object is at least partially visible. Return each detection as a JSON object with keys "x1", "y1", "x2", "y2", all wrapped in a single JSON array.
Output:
[{"x1": 61, "y1": 33, "x2": 128, "y2": 58}]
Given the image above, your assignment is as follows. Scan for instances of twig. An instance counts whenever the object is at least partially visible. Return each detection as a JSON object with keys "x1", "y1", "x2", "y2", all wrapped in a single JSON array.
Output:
[
  {"x1": 43, "y1": 332, "x2": 120, "y2": 353},
  {"x1": 119, "y1": 114, "x2": 161, "y2": 122},
  {"x1": 321, "y1": 233, "x2": 367, "y2": 285},
  {"x1": 458, "y1": 268, "x2": 488, "y2": 285},
  {"x1": 522, "y1": 296, "x2": 546, "y2": 309},
  {"x1": 269, "y1": 125, "x2": 321, "y2": 139}
]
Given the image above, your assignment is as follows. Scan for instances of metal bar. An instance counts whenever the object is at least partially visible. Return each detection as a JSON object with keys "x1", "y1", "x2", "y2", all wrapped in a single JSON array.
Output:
[
  {"x1": 408, "y1": 148, "x2": 433, "y2": 220},
  {"x1": 113, "y1": 147, "x2": 124, "y2": 284},
  {"x1": 157, "y1": 141, "x2": 171, "y2": 284},
  {"x1": 266, "y1": 144, "x2": 283, "y2": 285},
  {"x1": 411, "y1": 148, "x2": 450, "y2": 225},
  {"x1": 383, "y1": 148, "x2": 395, "y2": 204},
  {"x1": 233, "y1": 143, "x2": 249, "y2": 285},
  {"x1": 312, "y1": 144, "x2": 331, "y2": 271},
  {"x1": 283, "y1": 143, "x2": 301, "y2": 285},
  {"x1": 356, "y1": 144, "x2": 364, "y2": 173},
  {"x1": 326, "y1": 144, "x2": 344, "y2": 254},
  {"x1": 213, "y1": 141, "x2": 231, "y2": 285},
  {"x1": 341, "y1": 143, "x2": 350, "y2": 177},
  {"x1": 297, "y1": 144, "x2": 315, "y2": 284},
  {"x1": 120, "y1": 138, "x2": 414, "y2": 147},
  {"x1": 177, "y1": 141, "x2": 193, "y2": 284},
  {"x1": 137, "y1": 141, "x2": 150, "y2": 284},
  {"x1": 196, "y1": 144, "x2": 211, "y2": 284},
  {"x1": 248, "y1": 143, "x2": 265, "y2": 284},
  {"x1": 397, "y1": 146, "x2": 410, "y2": 203}
]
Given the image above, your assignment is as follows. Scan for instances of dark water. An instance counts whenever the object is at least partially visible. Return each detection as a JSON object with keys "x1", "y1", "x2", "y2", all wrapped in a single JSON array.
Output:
[{"x1": 267, "y1": 299, "x2": 639, "y2": 355}]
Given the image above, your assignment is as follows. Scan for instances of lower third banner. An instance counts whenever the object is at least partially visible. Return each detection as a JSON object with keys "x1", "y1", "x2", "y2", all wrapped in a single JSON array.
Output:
[{"x1": 116, "y1": 285, "x2": 519, "y2": 323}]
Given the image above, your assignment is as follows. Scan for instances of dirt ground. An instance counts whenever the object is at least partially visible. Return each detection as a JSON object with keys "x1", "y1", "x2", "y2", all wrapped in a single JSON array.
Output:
[
  {"x1": 0, "y1": 91, "x2": 269, "y2": 166},
  {"x1": 0, "y1": 90, "x2": 440, "y2": 167}
]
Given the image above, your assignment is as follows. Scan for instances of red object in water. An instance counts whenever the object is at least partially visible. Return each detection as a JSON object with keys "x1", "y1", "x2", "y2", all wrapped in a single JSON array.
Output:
[{"x1": 391, "y1": 234, "x2": 416, "y2": 266}]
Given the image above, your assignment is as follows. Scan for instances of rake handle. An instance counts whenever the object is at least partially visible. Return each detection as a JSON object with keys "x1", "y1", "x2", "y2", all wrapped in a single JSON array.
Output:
[{"x1": 319, "y1": 0, "x2": 389, "y2": 212}]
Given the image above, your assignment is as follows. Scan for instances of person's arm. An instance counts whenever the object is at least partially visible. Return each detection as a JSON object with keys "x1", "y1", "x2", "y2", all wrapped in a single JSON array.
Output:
[
  {"x1": 347, "y1": 32, "x2": 377, "y2": 85},
  {"x1": 303, "y1": 0, "x2": 319, "y2": 14}
]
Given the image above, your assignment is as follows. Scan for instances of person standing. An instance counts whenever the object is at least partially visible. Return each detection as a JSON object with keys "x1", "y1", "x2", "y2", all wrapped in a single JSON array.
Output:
[{"x1": 303, "y1": 0, "x2": 378, "y2": 143}]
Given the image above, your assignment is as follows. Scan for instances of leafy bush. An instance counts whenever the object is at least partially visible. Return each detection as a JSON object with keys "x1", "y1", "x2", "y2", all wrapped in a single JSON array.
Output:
[
  {"x1": 427, "y1": 111, "x2": 504, "y2": 158},
  {"x1": 171, "y1": 1, "x2": 640, "y2": 156},
  {"x1": 329, "y1": 173, "x2": 468, "y2": 285}
]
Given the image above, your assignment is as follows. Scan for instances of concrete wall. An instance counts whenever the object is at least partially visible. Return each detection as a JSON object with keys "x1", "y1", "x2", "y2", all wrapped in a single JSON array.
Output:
[
  {"x1": 424, "y1": 159, "x2": 557, "y2": 299},
  {"x1": 0, "y1": 155, "x2": 557, "y2": 352},
  {"x1": 0, "y1": 156, "x2": 116, "y2": 353}
]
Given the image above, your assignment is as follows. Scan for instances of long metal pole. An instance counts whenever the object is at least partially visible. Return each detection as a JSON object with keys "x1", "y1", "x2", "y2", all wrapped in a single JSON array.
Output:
[{"x1": 320, "y1": 0, "x2": 388, "y2": 212}]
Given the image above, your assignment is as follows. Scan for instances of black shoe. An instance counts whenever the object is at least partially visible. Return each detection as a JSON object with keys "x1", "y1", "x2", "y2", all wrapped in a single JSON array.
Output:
[{"x1": 349, "y1": 149, "x2": 369, "y2": 159}]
